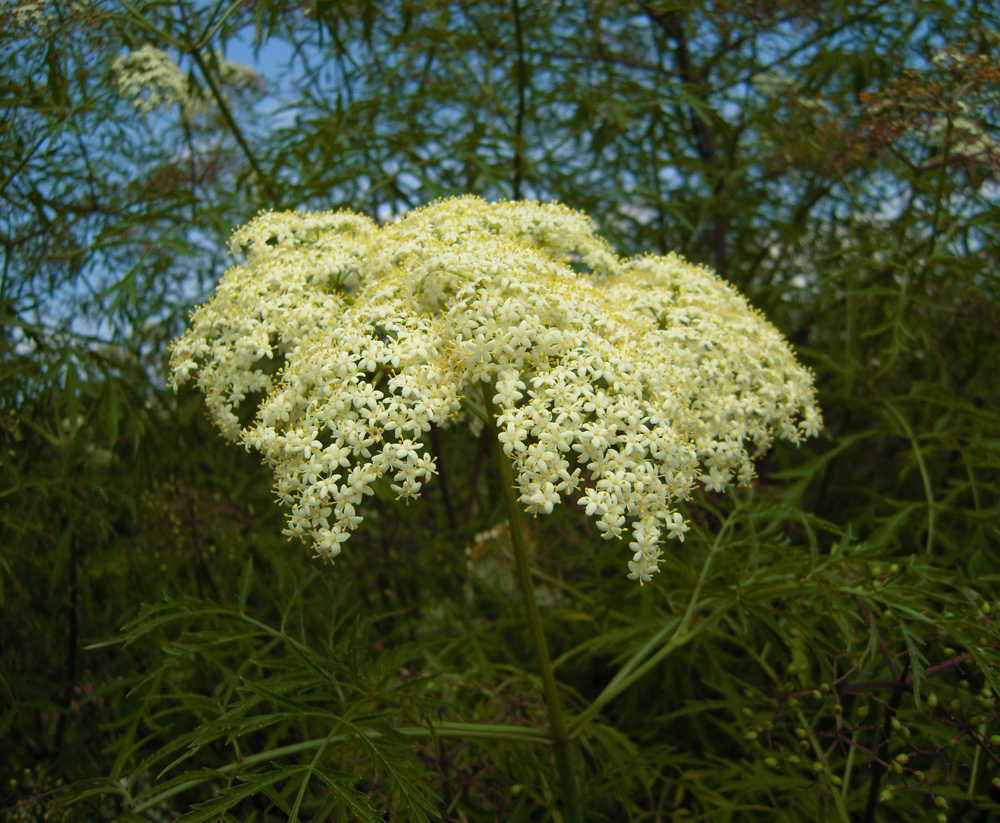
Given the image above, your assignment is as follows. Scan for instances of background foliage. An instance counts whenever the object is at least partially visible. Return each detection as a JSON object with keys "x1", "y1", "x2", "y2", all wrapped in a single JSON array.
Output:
[{"x1": 2, "y1": 0, "x2": 999, "y2": 820}]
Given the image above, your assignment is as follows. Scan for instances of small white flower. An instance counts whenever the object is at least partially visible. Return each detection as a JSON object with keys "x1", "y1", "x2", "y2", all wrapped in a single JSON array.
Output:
[
  {"x1": 702, "y1": 466, "x2": 729, "y2": 493},
  {"x1": 665, "y1": 512, "x2": 689, "y2": 542},
  {"x1": 627, "y1": 559, "x2": 653, "y2": 585}
]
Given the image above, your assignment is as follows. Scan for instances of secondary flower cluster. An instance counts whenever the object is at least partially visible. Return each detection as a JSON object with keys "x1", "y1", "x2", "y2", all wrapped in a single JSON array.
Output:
[
  {"x1": 170, "y1": 197, "x2": 821, "y2": 583},
  {"x1": 6, "y1": 0, "x2": 92, "y2": 32},
  {"x1": 113, "y1": 44, "x2": 261, "y2": 121}
]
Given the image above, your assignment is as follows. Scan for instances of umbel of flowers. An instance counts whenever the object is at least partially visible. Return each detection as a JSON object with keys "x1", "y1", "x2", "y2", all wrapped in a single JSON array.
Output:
[{"x1": 170, "y1": 197, "x2": 821, "y2": 584}]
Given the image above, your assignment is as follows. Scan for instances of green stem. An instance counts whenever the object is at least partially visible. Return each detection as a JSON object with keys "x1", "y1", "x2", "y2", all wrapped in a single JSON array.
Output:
[
  {"x1": 195, "y1": 0, "x2": 249, "y2": 49},
  {"x1": 968, "y1": 721, "x2": 986, "y2": 799},
  {"x1": 482, "y1": 385, "x2": 582, "y2": 823},
  {"x1": 883, "y1": 400, "x2": 935, "y2": 554},
  {"x1": 189, "y1": 48, "x2": 281, "y2": 207},
  {"x1": 840, "y1": 724, "x2": 860, "y2": 806}
]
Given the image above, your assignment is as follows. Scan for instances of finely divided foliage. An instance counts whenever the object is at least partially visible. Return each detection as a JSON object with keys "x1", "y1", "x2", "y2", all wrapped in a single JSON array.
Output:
[
  {"x1": 9, "y1": 3, "x2": 1000, "y2": 818},
  {"x1": 170, "y1": 197, "x2": 819, "y2": 583}
]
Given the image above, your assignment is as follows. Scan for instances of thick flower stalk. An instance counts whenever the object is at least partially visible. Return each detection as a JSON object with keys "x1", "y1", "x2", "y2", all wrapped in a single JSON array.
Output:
[{"x1": 170, "y1": 197, "x2": 821, "y2": 583}]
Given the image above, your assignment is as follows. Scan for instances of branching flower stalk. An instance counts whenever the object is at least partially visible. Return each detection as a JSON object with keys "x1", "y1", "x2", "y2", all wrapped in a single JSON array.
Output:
[
  {"x1": 169, "y1": 196, "x2": 821, "y2": 815},
  {"x1": 483, "y1": 382, "x2": 581, "y2": 823}
]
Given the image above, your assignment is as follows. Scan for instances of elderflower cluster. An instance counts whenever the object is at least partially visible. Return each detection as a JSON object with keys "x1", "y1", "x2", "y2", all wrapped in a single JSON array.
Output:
[
  {"x1": 928, "y1": 115, "x2": 998, "y2": 162},
  {"x1": 113, "y1": 45, "x2": 261, "y2": 121},
  {"x1": 8, "y1": 0, "x2": 58, "y2": 28},
  {"x1": 170, "y1": 197, "x2": 821, "y2": 584},
  {"x1": 5, "y1": 0, "x2": 95, "y2": 34}
]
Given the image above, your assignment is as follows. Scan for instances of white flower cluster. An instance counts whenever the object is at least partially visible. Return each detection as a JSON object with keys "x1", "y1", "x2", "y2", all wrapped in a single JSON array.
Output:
[
  {"x1": 170, "y1": 197, "x2": 821, "y2": 583},
  {"x1": 6, "y1": 0, "x2": 91, "y2": 32},
  {"x1": 928, "y1": 115, "x2": 998, "y2": 162},
  {"x1": 113, "y1": 45, "x2": 261, "y2": 121},
  {"x1": 7, "y1": 0, "x2": 51, "y2": 28}
]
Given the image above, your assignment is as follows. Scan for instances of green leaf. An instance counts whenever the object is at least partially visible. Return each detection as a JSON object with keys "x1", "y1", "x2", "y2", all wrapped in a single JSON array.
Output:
[
  {"x1": 314, "y1": 767, "x2": 383, "y2": 822},
  {"x1": 173, "y1": 768, "x2": 300, "y2": 823},
  {"x1": 899, "y1": 621, "x2": 929, "y2": 707}
]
